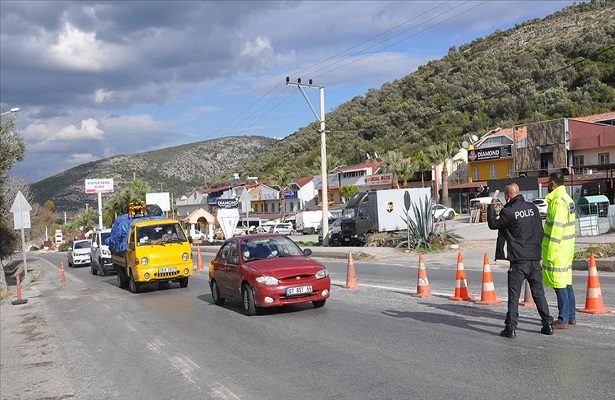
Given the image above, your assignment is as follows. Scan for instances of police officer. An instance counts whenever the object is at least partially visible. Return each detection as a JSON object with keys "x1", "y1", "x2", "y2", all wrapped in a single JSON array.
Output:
[
  {"x1": 487, "y1": 183, "x2": 554, "y2": 338},
  {"x1": 542, "y1": 172, "x2": 577, "y2": 329}
]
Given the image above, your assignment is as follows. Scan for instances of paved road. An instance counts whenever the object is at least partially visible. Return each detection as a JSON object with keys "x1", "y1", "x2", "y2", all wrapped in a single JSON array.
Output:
[{"x1": 2, "y1": 246, "x2": 614, "y2": 400}]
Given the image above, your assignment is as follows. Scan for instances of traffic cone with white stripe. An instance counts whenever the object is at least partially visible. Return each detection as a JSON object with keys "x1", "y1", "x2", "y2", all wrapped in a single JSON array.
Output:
[
  {"x1": 449, "y1": 252, "x2": 475, "y2": 301},
  {"x1": 11, "y1": 272, "x2": 28, "y2": 305},
  {"x1": 412, "y1": 253, "x2": 432, "y2": 298},
  {"x1": 578, "y1": 254, "x2": 612, "y2": 315},
  {"x1": 518, "y1": 280, "x2": 535, "y2": 307},
  {"x1": 476, "y1": 253, "x2": 503, "y2": 305}
]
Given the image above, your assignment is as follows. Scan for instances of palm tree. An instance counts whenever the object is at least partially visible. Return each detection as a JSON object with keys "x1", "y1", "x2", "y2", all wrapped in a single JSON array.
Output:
[
  {"x1": 103, "y1": 179, "x2": 151, "y2": 226},
  {"x1": 381, "y1": 151, "x2": 404, "y2": 189},
  {"x1": 270, "y1": 169, "x2": 291, "y2": 221},
  {"x1": 428, "y1": 142, "x2": 458, "y2": 207},
  {"x1": 411, "y1": 150, "x2": 432, "y2": 188}
]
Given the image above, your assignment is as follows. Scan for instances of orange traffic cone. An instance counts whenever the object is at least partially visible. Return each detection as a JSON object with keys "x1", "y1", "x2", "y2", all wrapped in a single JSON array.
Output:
[
  {"x1": 578, "y1": 254, "x2": 613, "y2": 315},
  {"x1": 476, "y1": 254, "x2": 503, "y2": 305},
  {"x1": 412, "y1": 253, "x2": 432, "y2": 298},
  {"x1": 450, "y1": 252, "x2": 475, "y2": 301},
  {"x1": 196, "y1": 246, "x2": 204, "y2": 272},
  {"x1": 343, "y1": 251, "x2": 360, "y2": 289},
  {"x1": 61, "y1": 261, "x2": 66, "y2": 284},
  {"x1": 518, "y1": 280, "x2": 535, "y2": 307},
  {"x1": 11, "y1": 272, "x2": 28, "y2": 305}
]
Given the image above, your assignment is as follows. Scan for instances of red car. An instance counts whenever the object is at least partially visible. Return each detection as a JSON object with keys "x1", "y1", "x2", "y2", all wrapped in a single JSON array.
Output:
[{"x1": 209, "y1": 234, "x2": 331, "y2": 315}]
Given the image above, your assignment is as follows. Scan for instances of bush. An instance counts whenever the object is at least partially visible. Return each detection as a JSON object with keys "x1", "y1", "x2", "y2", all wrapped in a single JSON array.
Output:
[{"x1": 58, "y1": 242, "x2": 71, "y2": 252}]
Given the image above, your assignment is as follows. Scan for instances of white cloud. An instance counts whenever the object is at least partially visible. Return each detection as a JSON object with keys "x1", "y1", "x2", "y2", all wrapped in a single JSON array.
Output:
[
  {"x1": 65, "y1": 152, "x2": 99, "y2": 166},
  {"x1": 48, "y1": 22, "x2": 127, "y2": 71},
  {"x1": 240, "y1": 36, "x2": 273, "y2": 57},
  {"x1": 53, "y1": 118, "x2": 104, "y2": 141}
]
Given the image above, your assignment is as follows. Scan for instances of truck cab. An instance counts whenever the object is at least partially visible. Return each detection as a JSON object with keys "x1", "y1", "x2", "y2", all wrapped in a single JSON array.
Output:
[
  {"x1": 340, "y1": 192, "x2": 374, "y2": 246},
  {"x1": 90, "y1": 228, "x2": 113, "y2": 276}
]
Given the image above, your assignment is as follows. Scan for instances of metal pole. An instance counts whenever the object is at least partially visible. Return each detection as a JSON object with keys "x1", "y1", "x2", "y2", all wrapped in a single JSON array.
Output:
[
  {"x1": 18, "y1": 194, "x2": 28, "y2": 282},
  {"x1": 98, "y1": 191, "x2": 103, "y2": 229},
  {"x1": 320, "y1": 86, "x2": 329, "y2": 246}
]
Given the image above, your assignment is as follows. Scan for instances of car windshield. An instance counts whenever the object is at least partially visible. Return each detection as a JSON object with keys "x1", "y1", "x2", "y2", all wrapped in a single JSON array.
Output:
[
  {"x1": 74, "y1": 241, "x2": 90, "y2": 249},
  {"x1": 101, "y1": 232, "x2": 111, "y2": 242},
  {"x1": 241, "y1": 236, "x2": 303, "y2": 261},
  {"x1": 137, "y1": 223, "x2": 187, "y2": 245}
]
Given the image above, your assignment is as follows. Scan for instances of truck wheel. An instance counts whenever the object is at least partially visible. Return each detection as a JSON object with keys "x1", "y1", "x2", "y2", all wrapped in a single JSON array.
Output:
[
  {"x1": 210, "y1": 279, "x2": 225, "y2": 305},
  {"x1": 129, "y1": 273, "x2": 141, "y2": 293},
  {"x1": 179, "y1": 277, "x2": 189, "y2": 288},
  {"x1": 116, "y1": 266, "x2": 128, "y2": 288},
  {"x1": 242, "y1": 284, "x2": 257, "y2": 316}
]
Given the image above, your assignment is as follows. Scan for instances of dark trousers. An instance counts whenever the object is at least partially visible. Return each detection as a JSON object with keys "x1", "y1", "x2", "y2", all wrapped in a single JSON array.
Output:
[
  {"x1": 495, "y1": 230, "x2": 506, "y2": 260},
  {"x1": 505, "y1": 260, "x2": 552, "y2": 330}
]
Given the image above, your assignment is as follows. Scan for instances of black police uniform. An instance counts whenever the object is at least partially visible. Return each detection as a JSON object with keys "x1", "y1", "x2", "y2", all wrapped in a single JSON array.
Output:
[{"x1": 487, "y1": 194, "x2": 553, "y2": 335}]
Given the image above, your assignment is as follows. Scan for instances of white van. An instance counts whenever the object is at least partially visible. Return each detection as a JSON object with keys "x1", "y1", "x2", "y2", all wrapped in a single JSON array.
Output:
[{"x1": 90, "y1": 228, "x2": 114, "y2": 276}]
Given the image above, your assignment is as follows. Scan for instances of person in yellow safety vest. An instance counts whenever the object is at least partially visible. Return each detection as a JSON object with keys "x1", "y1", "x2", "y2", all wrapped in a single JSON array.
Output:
[{"x1": 542, "y1": 171, "x2": 577, "y2": 330}]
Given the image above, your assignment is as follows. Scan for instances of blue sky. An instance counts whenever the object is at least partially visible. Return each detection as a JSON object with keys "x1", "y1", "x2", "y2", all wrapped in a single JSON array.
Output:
[{"x1": 1, "y1": 1, "x2": 578, "y2": 183}]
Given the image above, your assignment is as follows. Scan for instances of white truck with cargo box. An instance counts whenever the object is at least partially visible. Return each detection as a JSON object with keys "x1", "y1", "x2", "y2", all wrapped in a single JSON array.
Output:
[
  {"x1": 296, "y1": 210, "x2": 330, "y2": 234},
  {"x1": 340, "y1": 188, "x2": 432, "y2": 246}
]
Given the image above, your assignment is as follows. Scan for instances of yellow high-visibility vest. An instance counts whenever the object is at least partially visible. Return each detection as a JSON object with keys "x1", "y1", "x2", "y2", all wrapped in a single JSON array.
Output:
[{"x1": 542, "y1": 185, "x2": 576, "y2": 288}]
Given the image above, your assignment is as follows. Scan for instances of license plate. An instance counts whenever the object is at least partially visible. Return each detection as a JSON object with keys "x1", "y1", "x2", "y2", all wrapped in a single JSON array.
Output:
[
  {"x1": 158, "y1": 267, "x2": 177, "y2": 274},
  {"x1": 286, "y1": 285, "x2": 312, "y2": 296}
]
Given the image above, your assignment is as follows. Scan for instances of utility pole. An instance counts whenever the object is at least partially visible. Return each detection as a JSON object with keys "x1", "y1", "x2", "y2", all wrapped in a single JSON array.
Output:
[{"x1": 285, "y1": 77, "x2": 329, "y2": 245}]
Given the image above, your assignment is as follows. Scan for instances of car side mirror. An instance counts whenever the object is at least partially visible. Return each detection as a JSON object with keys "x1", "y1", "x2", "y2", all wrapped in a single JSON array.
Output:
[{"x1": 303, "y1": 248, "x2": 312, "y2": 256}]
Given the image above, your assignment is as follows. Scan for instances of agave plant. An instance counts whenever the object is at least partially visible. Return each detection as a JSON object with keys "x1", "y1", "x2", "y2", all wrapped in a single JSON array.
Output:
[{"x1": 398, "y1": 195, "x2": 462, "y2": 250}]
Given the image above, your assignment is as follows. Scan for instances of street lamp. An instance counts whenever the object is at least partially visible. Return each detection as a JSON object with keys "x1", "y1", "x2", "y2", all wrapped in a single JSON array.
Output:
[
  {"x1": 0, "y1": 107, "x2": 20, "y2": 117},
  {"x1": 285, "y1": 77, "x2": 329, "y2": 245}
]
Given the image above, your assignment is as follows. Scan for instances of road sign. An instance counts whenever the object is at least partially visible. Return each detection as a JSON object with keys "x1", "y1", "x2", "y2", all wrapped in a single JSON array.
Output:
[{"x1": 11, "y1": 191, "x2": 32, "y2": 229}]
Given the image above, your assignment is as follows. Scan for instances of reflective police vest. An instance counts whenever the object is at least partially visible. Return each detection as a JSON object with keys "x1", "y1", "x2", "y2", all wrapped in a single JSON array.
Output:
[{"x1": 541, "y1": 185, "x2": 576, "y2": 289}]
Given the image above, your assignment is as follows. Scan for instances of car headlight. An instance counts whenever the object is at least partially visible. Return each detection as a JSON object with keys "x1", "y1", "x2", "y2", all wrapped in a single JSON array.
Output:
[
  {"x1": 102, "y1": 249, "x2": 111, "y2": 256},
  {"x1": 141, "y1": 257, "x2": 148, "y2": 266},
  {"x1": 182, "y1": 253, "x2": 189, "y2": 261},
  {"x1": 256, "y1": 275, "x2": 279, "y2": 285},
  {"x1": 315, "y1": 268, "x2": 329, "y2": 279}
]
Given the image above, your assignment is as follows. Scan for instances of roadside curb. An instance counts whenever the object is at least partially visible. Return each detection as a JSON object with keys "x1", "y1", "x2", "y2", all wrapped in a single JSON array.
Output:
[{"x1": 572, "y1": 258, "x2": 615, "y2": 273}]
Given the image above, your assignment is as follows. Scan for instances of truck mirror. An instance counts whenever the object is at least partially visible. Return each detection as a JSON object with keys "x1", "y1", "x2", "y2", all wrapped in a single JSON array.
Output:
[{"x1": 303, "y1": 248, "x2": 312, "y2": 256}]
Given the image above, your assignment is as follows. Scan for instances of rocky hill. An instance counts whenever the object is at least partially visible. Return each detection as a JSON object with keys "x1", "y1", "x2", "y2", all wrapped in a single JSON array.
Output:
[{"x1": 30, "y1": 136, "x2": 277, "y2": 214}]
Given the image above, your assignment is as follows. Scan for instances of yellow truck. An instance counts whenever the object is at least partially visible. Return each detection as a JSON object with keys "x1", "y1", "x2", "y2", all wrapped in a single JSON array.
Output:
[{"x1": 108, "y1": 203, "x2": 193, "y2": 293}]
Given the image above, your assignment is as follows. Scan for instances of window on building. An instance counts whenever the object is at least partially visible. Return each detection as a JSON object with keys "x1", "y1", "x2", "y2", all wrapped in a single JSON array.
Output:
[
  {"x1": 473, "y1": 166, "x2": 479, "y2": 181},
  {"x1": 490, "y1": 165, "x2": 497, "y2": 179},
  {"x1": 573, "y1": 155, "x2": 584, "y2": 167},
  {"x1": 508, "y1": 163, "x2": 514, "y2": 178},
  {"x1": 599, "y1": 153, "x2": 610, "y2": 164}
]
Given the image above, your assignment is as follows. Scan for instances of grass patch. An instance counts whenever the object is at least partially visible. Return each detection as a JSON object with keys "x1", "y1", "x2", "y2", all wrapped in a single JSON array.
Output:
[{"x1": 574, "y1": 243, "x2": 615, "y2": 259}]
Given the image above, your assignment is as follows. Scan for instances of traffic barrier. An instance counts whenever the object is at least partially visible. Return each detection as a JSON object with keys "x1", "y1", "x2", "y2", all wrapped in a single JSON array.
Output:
[
  {"x1": 11, "y1": 272, "x2": 28, "y2": 305},
  {"x1": 476, "y1": 253, "x2": 503, "y2": 305},
  {"x1": 449, "y1": 252, "x2": 475, "y2": 301},
  {"x1": 343, "y1": 251, "x2": 360, "y2": 289},
  {"x1": 578, "y1": 254, "x2": 613, "y2": 315},
  {"x1": 196, "y1": 246, "x2": 204, "y2": 272},
  {"x1": 518, "y1": 280, "x2": 535, "y2": 307},
  {"x1": 412, "y1": 253, "x2": 432, "y2": 298},
  {"x1": 61, "y1": 261, "x2": 66, "y2": 284}
]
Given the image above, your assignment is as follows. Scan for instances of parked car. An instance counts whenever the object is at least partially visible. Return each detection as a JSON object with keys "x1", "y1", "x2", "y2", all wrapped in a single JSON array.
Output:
[
  {"x1": 268, "y1": 223, "x2": 294, "y2": 235},
  {"x1": 90, "y1": 228, "x2": 114, "y2": 275},
  {"x1": 190, "y1": 229, "x2": 207, "y2": 240},
  {"x1": 208, "y1": 234, "x2": 330, "y2": 315},
  {"x1": 67, "y1": 239, "x2": 91, "y2": 268},
  {"x1": 432, "y1": 204, "x2": 456, "y2": 220},
  {"x1": 532, "y1": 198, "x2": 548, "y2": 218},
  {"x1": 318, "y1": 217, "x2": 342, "y2": 245}
]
